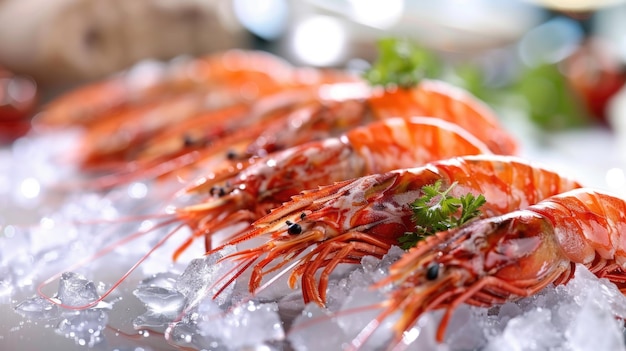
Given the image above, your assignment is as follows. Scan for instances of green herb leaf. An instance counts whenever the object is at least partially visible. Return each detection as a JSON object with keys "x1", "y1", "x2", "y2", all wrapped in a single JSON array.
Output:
[
  {"x1": 364, "y1": 37, "x2": 442, "y2": 89},
  {"x1": 457, "y1": 192, "x2": 486, "y2": 226},
  {"x1": 399, "y1": 180, "x2": 486, "y2": 249}
]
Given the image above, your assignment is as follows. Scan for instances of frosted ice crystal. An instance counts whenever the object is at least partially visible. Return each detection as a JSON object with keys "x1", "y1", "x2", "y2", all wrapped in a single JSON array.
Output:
[
  {"x1": 485, "y1": 308, "x2": 561, "y2": 351},
  {"x1": 196, "y1": 300, "x2": 285, "y2": 349},
  {"x1": 175, "y1": 245, "x2": 237, "y2": 307},
  {"x1": 337, "y1": 287, "x2": 396, "y2": 349},
  {"x1": 481, "y1": 264, "x2": 626, "y2": 351},
  {"x1": 290, "y1": 248, "x2": 404, "y2": 350},
  {"x1": 134, "y1": 246, "x2": 247, "y2": 346},
  {"x1": 13, "y1": 270, "x2": 111, "y2": 347},
  {"x1": 133, "y1": 286, "x2": 185, "y2": 312},
  {"x1": 166, "y1": 315, "x2": 207, "y2": 350},
  {"x1": 14, "y1": 295, "x2": 59, "y2": 320},
  {"x1": 325, "y1": 246, "x2": 403, "y2": 310},
  {"x1": 136, "y1": 271, "x2": 179, "y2": 290},
  {"x1": 566, "y1": 293, "x2": 625, "y2": 351},
  {"x1": 133, "y1": 286, "x2": 185, "y2": 330},
  {"x1": 290, "y1": 256, "x2": 626, "y2": 351},
  {"x1": 57, "y1": 272, "x2": 101, "y2": 307},
  {"x1": 288, "y1": 303, "x2": 348, "y2": 350}
]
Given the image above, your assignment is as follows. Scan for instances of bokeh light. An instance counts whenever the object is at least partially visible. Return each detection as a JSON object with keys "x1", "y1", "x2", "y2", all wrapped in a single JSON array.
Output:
[{"x1": 291, "y1": 15, "x2": 347, "y2": 67}]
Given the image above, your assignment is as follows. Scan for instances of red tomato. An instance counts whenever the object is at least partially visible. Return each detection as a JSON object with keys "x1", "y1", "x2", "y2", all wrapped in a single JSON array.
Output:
[{"x1": 564, "y1": 38, "x2": 626, "y2": 124}]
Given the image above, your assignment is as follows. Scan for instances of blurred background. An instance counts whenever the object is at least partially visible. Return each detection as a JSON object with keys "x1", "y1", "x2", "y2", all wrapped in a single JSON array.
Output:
[
  {"x1": 2, "y1": 0, "x2": 626, "y2": 180},
  {"x1": 1, "y1": 2, "x2": 626, "y2": 349}
]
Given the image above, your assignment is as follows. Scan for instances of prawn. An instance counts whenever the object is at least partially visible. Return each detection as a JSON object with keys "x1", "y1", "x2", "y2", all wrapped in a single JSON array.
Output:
[
  {"x1": 71, "y1": 71, "x2": 360, "y2": 170},
  {"x1": 171, "y1": 116, "x2": 492, "y2": 259},
  {"x1": 358, "y1": 187, "x2": 626, "y2": 348},
  {"x1": 35, "y1": 50, "x2": 297, "y2": 127},
  {"x1": 33, "y1": 116, "x2": 492, "y2": 313},
  {"x1": 84, "y1": 83, "x2": 371, "y2": 189},
  {"x1": 368, "y1": 80, "x2": 517, "y2": 155},
  {"x1": 74, "y1": 84, "x2": 328, "y2": 172},
  {"x1": 79, "y1": 77, "x2": 518, "y2": 190},
  {"x1": 41, "y1": 51, "x2": 358, "y2": 171},
  {"x1": 213, "y1": 155, "x2": 582, "y2": 305},
  {"x1": 125, "y1": 79, "x2": 518, "y2": 169}
]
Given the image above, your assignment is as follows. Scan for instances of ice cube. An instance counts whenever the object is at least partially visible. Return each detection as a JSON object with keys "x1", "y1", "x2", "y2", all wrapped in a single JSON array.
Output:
[
  {"x1": 288, "y1": 303, "x2": 348, "y2": 350},
  {"x1": 480, "y1": 264, "x2": 626, "y2": 351},
  {"x1": 57, "y1": 272, "x2": 100, "y2": 307},
  {"x1": 133, "y1": 309, "x2": 179, "y2": 331},
  {"x1": 563, "y1": 265, "x2": 626, "y2": 351},
  {"x1": 325, "y1": 246, "x2": 402, "y2": 311},
  {"x1": 175, "y1": 245, "x2": 237, "y2": 308},
  {"x1": 379, "y1": 246, "x2": 404, "y2": 267},
  {"x1": 276, "y1": 289, "x2": 307, "y2": 329},
  {"x1": 566, "y1": 291, "x2": 626, "y2": 351},
  {"x1": 402, "y1": 312, "x2": 450, "y2": 351},
  {"x1": 166, "y1": 313, "x2": 210, "y2": 351},
  {"x1": 132, "y1": 286, "x2": 185, "y2": 330},
  {"x1": 496, "y1": 302, "x2": 523, "y2": 325},
  {"x1": 336, "y1": 287, "x2": 391, "y2": 349},
  {"x1": 197, "y1": 300, "x2": 285, "y2": 349},
  {"x1": 14, "y1": 295, "x2": 59, "y2": 320},
  {"x1": 484, "y1": 308, "x2": 561, "y2": 351},
  {"x1": 133, "y1": 286, "x2": 186, "y2": 313},
  {"x1": 444, "y1": 305, "x2": 486, "y2": 351},
  {"x1": 137, "y1": 271, "x2": 179, "y2": 290},
  {"x1": 565, "y1": 263, "x2": 626, "y2": 318}
]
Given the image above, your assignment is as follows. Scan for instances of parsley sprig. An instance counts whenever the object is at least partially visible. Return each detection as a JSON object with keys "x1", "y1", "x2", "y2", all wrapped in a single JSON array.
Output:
[
  {"x1": 364, "y1": 37, "x2": 442, "y2": 89},
  {"x1": 399, "y1": 180, "x2": 486, "y2": 249}
]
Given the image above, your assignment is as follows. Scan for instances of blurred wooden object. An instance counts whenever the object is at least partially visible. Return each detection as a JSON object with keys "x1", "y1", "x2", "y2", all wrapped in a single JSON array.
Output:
[{"x1": 0, "y1": 0, "x2": 246, "y2": 86}]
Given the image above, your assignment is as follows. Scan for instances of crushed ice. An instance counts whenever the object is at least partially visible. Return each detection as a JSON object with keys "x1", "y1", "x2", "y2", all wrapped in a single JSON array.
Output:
[
  {"x1": 14, "y1": 272, "x2": 109, "y2": 347},
  {"x1": 2, "y1": 133, "x2": 626, "y2": 350},
  {"x1": 288, "y1": 256, "x2": 626, "y2": 351}
]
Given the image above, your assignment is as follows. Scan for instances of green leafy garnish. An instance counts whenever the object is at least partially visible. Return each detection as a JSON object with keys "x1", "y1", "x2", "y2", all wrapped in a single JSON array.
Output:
[
  {"x1": 364, "y1": 37, "x2": 442, "y2": 88},
  {"x1": 399, "y1": 180, "x2": 486, "y2": 249}
]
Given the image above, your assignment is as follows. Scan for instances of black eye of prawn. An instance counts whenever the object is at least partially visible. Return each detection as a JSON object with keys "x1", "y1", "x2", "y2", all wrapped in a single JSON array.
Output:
[
  {"x1": 183, "y1": 134, "x2": 195, "y2": 147},
  {"x1": 226, "y1": 150, "x2": 238, "y2": 160},
  {"x1": 285, "y1": 220, "x2": 302, "y2": 235},
  {"x1": 426, "y1": 262, "x2": 440, "y2": 281},
  {"x1": 210, "y1": 186, "x2": 227, "y2": 197}
]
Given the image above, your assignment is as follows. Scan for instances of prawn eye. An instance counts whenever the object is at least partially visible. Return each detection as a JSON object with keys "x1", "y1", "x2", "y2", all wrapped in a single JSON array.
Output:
[
  {"x1": 183, "y1": 134, "x2": 195, "y2": 147},
  {"x1": 210, "y1": 186, "x2": 227, "y2": 197},
  {"x1": 226, "y1": 150, "x2": 238, "y2": 160},
  {"x1": 285, "y1": 221, "x2": 302, "y2": 235},
  {"x1": 426, "y1": 263, "x2": 439, "y2": 281}
]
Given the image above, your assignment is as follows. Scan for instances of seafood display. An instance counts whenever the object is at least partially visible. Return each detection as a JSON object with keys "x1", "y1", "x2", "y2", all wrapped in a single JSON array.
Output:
[
  {"x1": 34, "y1": 50, "x2": 517, "y2": 190},
  {"x1": 175, "y1": 116, "x2": 492, "y2": 257},
  {"x1": 364, "y1": 188, "x2": 626, "y2": 348},
  {"x1": 212, "y1": 155, "x2": 582, "y2": 305},
  {"x1": 3, "y1": 44, "x2": 626, "y2": 351}
]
